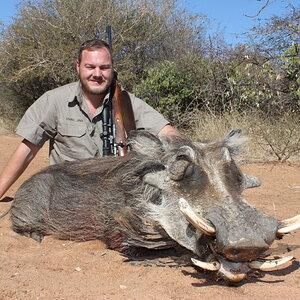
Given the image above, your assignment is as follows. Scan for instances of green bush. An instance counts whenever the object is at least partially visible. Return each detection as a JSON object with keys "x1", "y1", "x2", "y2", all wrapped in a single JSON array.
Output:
[{"x1": 133, "y1": 60, "x2": 200, "y2": 126}]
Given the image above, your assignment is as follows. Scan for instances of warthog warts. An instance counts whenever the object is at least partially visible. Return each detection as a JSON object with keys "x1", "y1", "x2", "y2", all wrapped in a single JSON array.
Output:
[{"x1": 10, "y1": 130, "x2": 300, "y2": 282}]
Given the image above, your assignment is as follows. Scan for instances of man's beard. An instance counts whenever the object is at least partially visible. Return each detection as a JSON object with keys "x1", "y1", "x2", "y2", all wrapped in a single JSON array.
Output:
[
  {"x1": 80, "y1": 77, "x2": 112, "y2": 97},
  {"x1": 85, "y1": 84, "x2": 110, "y2": 96},
  {"x1": 82, "y1": 83, "x2": 110, "y2": 96}
]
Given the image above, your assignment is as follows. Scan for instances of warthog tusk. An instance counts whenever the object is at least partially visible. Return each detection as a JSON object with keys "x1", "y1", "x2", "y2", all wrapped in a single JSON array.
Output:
[
  {"x1": 248, "y1": 256, "x2": 294, "y2": 271},
  {"x1": 191, "y1": 258, "x2": 220, "y2": 271},
  {"x1": 179, "y1": 198, "x2": 216, "y2": 236},
  {"x1": 277, "y1": 214, "x2": 300, "y2": 234}
]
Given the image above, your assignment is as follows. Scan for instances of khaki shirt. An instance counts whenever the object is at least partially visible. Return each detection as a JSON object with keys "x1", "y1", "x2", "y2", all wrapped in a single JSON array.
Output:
[{"x1": 16, "y1": 81, "x2": 169, "y2": 164}]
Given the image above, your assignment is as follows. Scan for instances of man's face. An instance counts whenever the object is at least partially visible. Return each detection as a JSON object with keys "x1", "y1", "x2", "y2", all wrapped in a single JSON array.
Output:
[{"x1": 76, "y1": 48, "x2": 113, "y2": 97}]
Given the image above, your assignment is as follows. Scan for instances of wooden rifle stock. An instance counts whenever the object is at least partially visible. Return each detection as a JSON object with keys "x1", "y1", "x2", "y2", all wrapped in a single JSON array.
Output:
[
  {"x1": 112, "y1": 80, "x2": 126, "y2": 156},
  {"x1": 112, "y1": 80, "x2": 137, "y2": 156}
]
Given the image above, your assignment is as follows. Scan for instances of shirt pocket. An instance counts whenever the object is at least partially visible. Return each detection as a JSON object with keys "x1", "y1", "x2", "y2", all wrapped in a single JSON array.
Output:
[
  {"x1": 56, "y1": 123, "x2": 89, "y2": 156},
  {"x1": 58, "y1": 123, "x2": 86, "y2": 138}
]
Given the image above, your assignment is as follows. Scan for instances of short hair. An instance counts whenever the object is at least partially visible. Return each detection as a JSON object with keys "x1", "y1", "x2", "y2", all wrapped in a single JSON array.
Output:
[{"x1": 77, "y1": 39, "x2": 112, "y2": 63}]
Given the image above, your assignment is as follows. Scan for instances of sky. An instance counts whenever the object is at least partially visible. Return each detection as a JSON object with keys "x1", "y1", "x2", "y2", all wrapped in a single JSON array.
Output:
[
  {"x1": 183, "y1": 0, "x2": 297, "y2": 44},
  {"x1": 0, "y1": 0, "x2": 297, "y2": 45}
]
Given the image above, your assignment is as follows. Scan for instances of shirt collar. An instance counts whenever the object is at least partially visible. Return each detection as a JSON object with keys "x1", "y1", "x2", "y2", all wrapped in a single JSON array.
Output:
[
  {"x1": 75, "y1": 81, "x2": 84, "y2": 105},
  {"x1": 70, "y1": 81, "x2": 111, "y2": 106}
]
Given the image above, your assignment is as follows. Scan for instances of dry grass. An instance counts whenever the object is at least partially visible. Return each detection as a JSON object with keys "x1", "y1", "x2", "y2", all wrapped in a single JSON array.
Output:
[
  {"x1": 0, "y1": 90, "x2": 24, "y2": 135},
  {"x1": 0, "y1": 119, "x2": 14, "y2": 135},
  {"x1": 185, "y1": 110, "x2": 300, "y2": 163},
  {"x1": 0, "y1": 111, "x2": 20, "y2": 135}
]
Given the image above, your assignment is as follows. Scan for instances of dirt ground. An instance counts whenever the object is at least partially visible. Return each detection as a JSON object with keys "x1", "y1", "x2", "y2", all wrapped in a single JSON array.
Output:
[{"x1": 0, "y1": 135, "x2": 299, "y2": 300}]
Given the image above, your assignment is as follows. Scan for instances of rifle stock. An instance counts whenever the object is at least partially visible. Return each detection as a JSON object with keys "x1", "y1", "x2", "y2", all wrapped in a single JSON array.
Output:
[{"x1": 112, "y1": 80, "x2": 127, "y2": 156}]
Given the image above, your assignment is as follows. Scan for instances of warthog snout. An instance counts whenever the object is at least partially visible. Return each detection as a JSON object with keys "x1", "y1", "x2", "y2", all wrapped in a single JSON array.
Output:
[{"x1": 221, "y1": 241, "x2": 270, "y2": 262}]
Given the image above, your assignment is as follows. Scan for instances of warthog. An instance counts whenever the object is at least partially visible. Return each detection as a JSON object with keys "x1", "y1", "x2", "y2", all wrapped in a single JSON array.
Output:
[{"x1": 10, "y1": 129, "x2": 300, "y2": 282}]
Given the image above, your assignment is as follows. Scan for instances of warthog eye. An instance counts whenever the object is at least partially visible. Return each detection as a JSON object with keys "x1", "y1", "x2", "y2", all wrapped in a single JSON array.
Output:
[
  {"x1": 181, "y1": 165, "x2": 209, "y2": 193},
  {"x1": 184, "y1": 164, "x2": 195, "y2": 178}
]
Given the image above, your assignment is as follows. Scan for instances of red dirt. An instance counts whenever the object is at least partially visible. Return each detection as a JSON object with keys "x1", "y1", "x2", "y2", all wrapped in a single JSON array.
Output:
[{"x1": 0, "y1": 135, "x2": 299, "y2": 300}]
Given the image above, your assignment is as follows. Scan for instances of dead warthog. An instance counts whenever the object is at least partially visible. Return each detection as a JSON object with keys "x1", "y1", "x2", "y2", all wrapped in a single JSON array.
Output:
[{"x1": 10, "y1": 130, "x2": 300, "y2": 282}]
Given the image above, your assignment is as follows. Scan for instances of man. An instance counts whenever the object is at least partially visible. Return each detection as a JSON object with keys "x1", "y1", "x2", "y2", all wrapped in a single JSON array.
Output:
[{"x1": 0, "y1": 39, "x2": 180, "y2": 200}]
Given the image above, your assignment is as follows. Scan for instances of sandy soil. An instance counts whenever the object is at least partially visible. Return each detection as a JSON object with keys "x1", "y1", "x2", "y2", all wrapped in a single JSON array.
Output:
[{"x1": 0, "y1": 135, "x2": 299, "y2": 300}]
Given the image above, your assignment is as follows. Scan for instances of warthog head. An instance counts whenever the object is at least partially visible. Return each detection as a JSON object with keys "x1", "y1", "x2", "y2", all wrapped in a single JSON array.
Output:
[{"x1": 121, "y1": 129, "x2": 300, "y2": 281}]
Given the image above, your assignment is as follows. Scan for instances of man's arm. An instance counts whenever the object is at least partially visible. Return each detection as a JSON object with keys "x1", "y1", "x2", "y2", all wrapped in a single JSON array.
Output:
[
  {"x1": 0, "y1": 139, "x2": 40, "y2": 199},
  {"x1": 158, "y1": 124, "x2": 182, "y2": 137}
]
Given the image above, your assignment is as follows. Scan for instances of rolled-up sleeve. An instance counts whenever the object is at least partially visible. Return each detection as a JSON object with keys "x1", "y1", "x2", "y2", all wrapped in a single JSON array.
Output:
[{"x1": 16, "y1": 92, "x2": 57, "y2": 147}]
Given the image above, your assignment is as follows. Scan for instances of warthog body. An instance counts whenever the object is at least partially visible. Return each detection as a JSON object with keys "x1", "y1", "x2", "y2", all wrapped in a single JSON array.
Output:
[{"x1": 10, "y1": 130, "x2": 299, "y2": 281}]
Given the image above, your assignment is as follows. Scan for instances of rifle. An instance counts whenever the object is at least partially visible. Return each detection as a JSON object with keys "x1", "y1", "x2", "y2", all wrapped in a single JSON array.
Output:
[{"x1": 101, "y1": 26, "x2": 136, "y2": 157}]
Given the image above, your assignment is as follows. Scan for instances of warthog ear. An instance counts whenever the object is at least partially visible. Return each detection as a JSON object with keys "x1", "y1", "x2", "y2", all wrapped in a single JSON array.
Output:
[
  {"x1": 223, "y1": 129, "x2": 248, "y2": 156},
  {"x1": 128, "y1": 130, "x2": 163, "y2": 157},
  {"x1": 169, "y1": 146, "x2": 196, "y2": 181}
]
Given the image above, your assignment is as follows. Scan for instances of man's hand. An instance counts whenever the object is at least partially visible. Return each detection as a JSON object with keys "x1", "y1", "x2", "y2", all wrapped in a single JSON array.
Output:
[{"x1": 158, "y1": 124, "x2": 181, "y2": 137}]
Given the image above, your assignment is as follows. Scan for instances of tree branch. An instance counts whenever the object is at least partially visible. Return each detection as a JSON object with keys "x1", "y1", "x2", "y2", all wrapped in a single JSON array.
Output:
[{"x1": 244, "y1": 0, "x2": 271, "y2": 18}]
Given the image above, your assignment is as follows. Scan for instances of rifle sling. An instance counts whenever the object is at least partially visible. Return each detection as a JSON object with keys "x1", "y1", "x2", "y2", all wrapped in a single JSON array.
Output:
[{"x1": 120, "y1": 90, "x2": 137, "y2": 135}]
